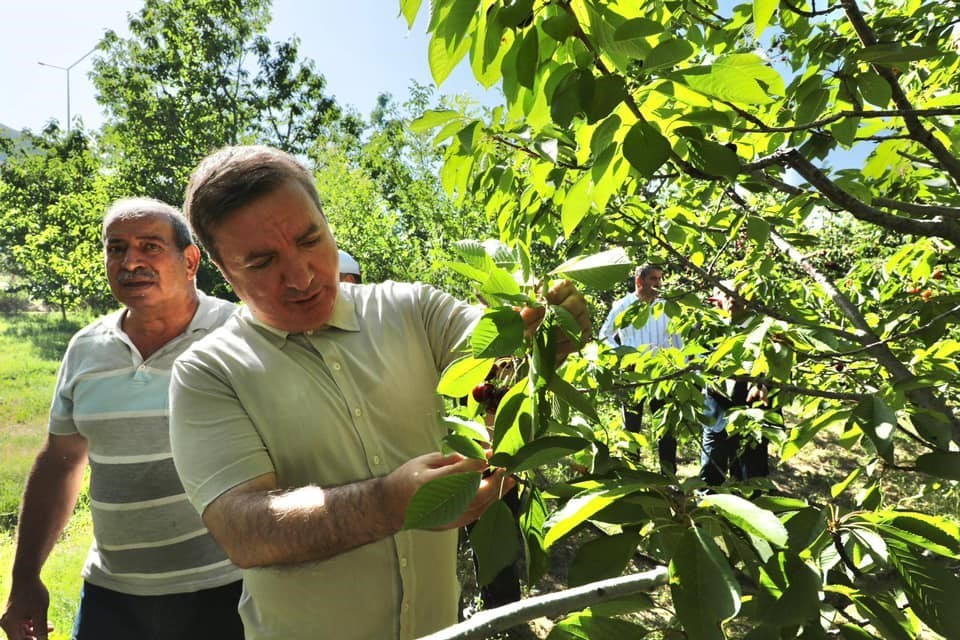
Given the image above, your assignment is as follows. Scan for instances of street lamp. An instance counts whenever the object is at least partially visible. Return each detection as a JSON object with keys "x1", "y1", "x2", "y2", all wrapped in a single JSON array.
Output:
[{"x1": 38, "y1": 45, "x2": 99, "y2": 135}]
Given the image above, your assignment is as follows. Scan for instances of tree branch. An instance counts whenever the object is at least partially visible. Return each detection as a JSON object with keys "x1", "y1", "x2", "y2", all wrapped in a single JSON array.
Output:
[
  {"x1": 873, "y1": 197, "x2": 960, "y2": 220},
  {"x1": 781, "y1": 148, "x2": 960, "y2": 244},
  {"x1": 769, "y1": 229, "x2": 960, "y2": 444},
  {"x1": 728, "y1": 106, "x2": 960, "y2": 134},
  {"x1": 841, "y1": 0, "x2": 960, "y2": 188},
  {"x1": 416, "y1": 568, "x2": 670, "y2": 640}
]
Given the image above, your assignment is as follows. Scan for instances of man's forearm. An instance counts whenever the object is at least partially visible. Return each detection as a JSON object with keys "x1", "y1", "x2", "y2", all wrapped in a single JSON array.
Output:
[
  {"x1": 205, "y1": 474, "x2": 402, "y2": 569},
  {"x1": 11, "y1": 450, "x2": 86, "y2": 582}
]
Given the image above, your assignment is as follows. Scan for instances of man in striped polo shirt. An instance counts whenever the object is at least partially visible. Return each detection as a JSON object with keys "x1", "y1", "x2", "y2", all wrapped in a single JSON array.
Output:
[
  {"x1": 599, "y1": 263, "x2": 684, "y2": 475},
  {"x1": 1, "y1": 199, "x2": 242, "y2": 640}
]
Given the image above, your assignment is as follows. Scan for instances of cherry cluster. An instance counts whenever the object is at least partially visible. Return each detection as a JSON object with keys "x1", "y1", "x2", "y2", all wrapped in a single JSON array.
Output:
[{"x1": 471, "y1": 359, "x2": 515, "y2": 413}]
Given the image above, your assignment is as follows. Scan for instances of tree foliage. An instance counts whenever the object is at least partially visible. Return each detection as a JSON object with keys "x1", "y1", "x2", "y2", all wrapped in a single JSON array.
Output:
[
  {"x1": 0, "y1": 127, "x2": 114, "y2": 318},
  {"x1": 406, "y1": 0, "x2": 960, "y2": 637}
]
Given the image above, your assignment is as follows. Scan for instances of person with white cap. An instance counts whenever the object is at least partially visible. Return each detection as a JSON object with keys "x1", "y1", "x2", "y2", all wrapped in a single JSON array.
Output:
[{"x1": 338, "y1": 249, "x2": 362, "y2": 284}]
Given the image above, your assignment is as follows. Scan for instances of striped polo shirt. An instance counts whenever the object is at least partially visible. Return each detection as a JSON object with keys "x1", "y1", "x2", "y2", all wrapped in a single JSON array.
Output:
[{"x1": 48, "y1": 292, "x2": 241, "y2": 596}]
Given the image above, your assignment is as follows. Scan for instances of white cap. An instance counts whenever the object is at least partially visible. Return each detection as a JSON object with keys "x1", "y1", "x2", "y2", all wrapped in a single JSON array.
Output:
[{"x1": 338, "y1": 249, "x2": 360, "y2": 276}]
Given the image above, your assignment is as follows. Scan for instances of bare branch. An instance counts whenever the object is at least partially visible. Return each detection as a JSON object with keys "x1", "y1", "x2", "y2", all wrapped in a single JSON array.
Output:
[
  {"x1": 416, "y1": 568, "x2": 669, "y2": 640},
  {"x1": 729, "y1": 106, "x2": 960, "y2": 134},
  {"x1": 873, "y1": 198, "x2": 960, "y2": 220},
  {"x1": 781, "y1": 0, "x2": 841, "y2": 17}
]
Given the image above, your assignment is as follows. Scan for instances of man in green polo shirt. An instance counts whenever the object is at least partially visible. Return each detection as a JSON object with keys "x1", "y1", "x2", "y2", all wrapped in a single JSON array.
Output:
[{"x1": 169, "y1": 145, "x2": 591, "y2": 640}]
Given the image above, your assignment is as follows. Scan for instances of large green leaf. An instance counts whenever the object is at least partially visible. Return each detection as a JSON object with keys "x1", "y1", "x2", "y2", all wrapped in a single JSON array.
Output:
[
  {"x1": 495, "y1": 435, "x2": 590, "y2": 474},
  {"x1": 409, "y1": 109, "x2": 460, "y2": 133},
  {"x1": 699, "y1": 493, "x2": 789, "y2": 547},
  {"x1": 516, "y1": 28, "x2": 539, "y2": 89},
  {"x1": 471, "y1": 307, "x2": 525, "y2": 358},
  {"x1": 677, "y1": 54, "x2": 785, "y2": 105},
  {"x1": 549, "y1": 246, "x2": 633, "y2": 290},
  {"x1": 560, "y1": 172, "x2": 594, "y2": 237},
  {"x1": 400, "y1": 0, "x2": 422, "y2": 29},
  {"x1": 885, "y1": 537, "x2": 960, "y2": 638},
  {"x1": 915, "y1": 450, "x2": 960, "y2": 481},
  {"x1": 548, "y1": 375, "x2": 600, "y2": 423},
  {"x1": 853, "y1": 395, "x2": 896, "y2": 463},
  {"x1": 403, "y1": 471, "x2": 481, "y2": 530},
  {"x1": 622, "y1": 120, "x2": 671, "y2": 178},
  {"x1": 544, "y1": 483, "x2": 648, "y2": 547},
  {"x1": 753, "y1": 0, "x2": 777, "y2": 39},
  {"x1": 441, "y1": 433, "x2": 488, "y2": 460},
  {"x1": 552, "y1": 613, "x2": 649, "y2": 638},
  {"x1": 568, "y1": 530, "x2": 641, "y2": 586},
  {"x1": 469, "y1": 500, "x2": 521, "y2": 587},
  {"x1": 670, "y1": 527, "x2": 741, "y2": 640},
  {"x1": 644, "y1": 38, "x2": 694, "y2": 71},
  {"x1": 437, "y1": 355, "x2": 495, "y2": 398}
]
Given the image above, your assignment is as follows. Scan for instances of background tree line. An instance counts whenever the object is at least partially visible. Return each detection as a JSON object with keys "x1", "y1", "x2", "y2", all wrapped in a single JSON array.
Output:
[{"x1": 1, "y1": 0, "x2": 959, "y2": 638}]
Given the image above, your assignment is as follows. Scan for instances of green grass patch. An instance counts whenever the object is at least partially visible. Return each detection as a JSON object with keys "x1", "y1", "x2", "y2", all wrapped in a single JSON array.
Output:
[{"x1": 0, "y1": 310, "x2": 97, "y2": 636}]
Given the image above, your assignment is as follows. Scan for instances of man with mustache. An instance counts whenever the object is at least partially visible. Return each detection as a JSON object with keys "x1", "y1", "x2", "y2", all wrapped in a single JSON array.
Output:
[
  {"x1": 1, "y1": 199, "x2": 242, "y2": 640},
  {"x1": 168, "y1": 145, "x2": 592, "y2": 640}
]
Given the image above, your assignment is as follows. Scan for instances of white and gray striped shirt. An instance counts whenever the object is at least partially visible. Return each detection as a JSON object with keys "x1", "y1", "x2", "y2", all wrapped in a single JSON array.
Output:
[{"x1": 48, "y1": 292, "x2": 240, "y2": 596}]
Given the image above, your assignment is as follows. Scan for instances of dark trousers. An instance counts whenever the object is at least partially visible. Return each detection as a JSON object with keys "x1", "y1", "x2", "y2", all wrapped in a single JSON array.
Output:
[
  {"x1": 72, "y1": 580, "x2": 244, "y2": 640},
  {"x1": 700, "y1": 428, "x2": 769, "y2": 486},
  {"x1": 623, "y1": 398, "x2": 677, "y2": 475}
]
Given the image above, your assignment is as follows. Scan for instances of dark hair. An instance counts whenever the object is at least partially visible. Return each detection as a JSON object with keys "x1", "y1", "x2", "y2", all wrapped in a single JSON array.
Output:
[
  {"x1": 183, "y1": 145, "x2": 324, "y2": 264},
  {"x1": 635, "y1": 263, "x2": 664, "y2": 279},
  {"x1": 102, "y1": 197, "x2": 193, "y2": 252}
]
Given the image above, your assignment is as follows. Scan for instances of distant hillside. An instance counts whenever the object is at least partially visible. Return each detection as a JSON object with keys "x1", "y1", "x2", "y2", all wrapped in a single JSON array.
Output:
[{"x1": 0, "y1": 124, "x2": 26, "y2": 162}]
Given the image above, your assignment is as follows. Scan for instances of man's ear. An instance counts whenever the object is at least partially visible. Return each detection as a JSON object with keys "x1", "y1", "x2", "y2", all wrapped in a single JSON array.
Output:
[{"x1": 184, "y1": 244, "x2": 202, "y2": 279}]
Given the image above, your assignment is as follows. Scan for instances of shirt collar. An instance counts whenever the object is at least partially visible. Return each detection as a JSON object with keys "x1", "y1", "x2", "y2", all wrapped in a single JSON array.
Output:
[{"x1": 240, "y1": 284, "x2": 361, "y2": 344}]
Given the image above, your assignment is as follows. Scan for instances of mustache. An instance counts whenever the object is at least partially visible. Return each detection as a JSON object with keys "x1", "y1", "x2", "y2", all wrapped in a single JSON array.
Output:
[{"x1": 117, "y1": 268, "x2": 158, "y2": 283}]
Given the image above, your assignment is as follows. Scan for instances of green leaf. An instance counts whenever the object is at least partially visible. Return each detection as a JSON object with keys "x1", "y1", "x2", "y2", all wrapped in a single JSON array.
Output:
[
  {"x1": 548, "y1": 375, "x2": 600, "y2": 423},
  {"x1": 613, "y1": 17, "x2": 664, "y2": 40},
  {"x1": 542, "y1": 13, "x2": 577, "y2": 41},
  {"x1": 854, "y1": 44, "x2": 942, "y2": 64},
  {"x1": 853, "y1": 395, "x2": 896, "y2": 463},
  {"x1": 437, "y1": 355, "x2": 495, "y2": 398},
  {"x1": 623, "y1": 120, "x2": 671, "y2": 178},
  {"x1": 677, "y1": 53, "x2": 785, "y2": 105},
  {"x1": 753, "y1": 0, "x2": 777, "y2": 39},
  {"x1": 400, "y1": 0, "x2": 422, "y2": 29},
  {"x1": 552, "y1": 614, "x2": 650, "y2": 639},
  {"x1": 831, "y1": 115, "x2": 860, "y2": 147},
  {"x1": 568, "y1": 531, "x2": 641, "y2": 586},
  {"x1": 471, "y1": 307, "x2": 525, "y2": 358},
  {"x1": 585, "y1": 75, "x2": 626, "y2": 124},
  {"x1": 403, "y1": 471, "x2": 481, "y2": 529},
  {"x1": 795, "y1": 88, "x2": 830, "y2": 127},
  {"x1": 856, "y1": 71, "x2": 892, "y2": 107},
  {"x1": 428, "y1": 29, "x2": 473, "y2": 86},
  {"x1": 505, "y1": 435, "x2": 590, "y2": 474},
  {"x1": 516, "y1": 28, "x2": 539, "y2": 89},
  {"x1": 561, "y1": 172, "x2": 594, "y2": 237},
  {"x1": 670, "y1": 527, "x2": 741, "y2": 639},
  {"x1": 549, "y1": 246, "x2": 633, "y2": 290},
  {"x1": 699, "y1": 494, "x2": 789, "y2": 547},
  {"x1": 687, "y1": 139, "x2": 741, "y2": 179},
  {"x1": 644, "y1": 38, "x2": 694, "y2": 71},
  {"x1": 409, "y1": 109, "x2": 460, "y2": 133},
  {"x1": 915, "y1": 450, "x2": 960, "y2": 481},
  {"x1": 469, "y1": 500, "x2": 521, "y2": 587},
  {"x1": 442, "y1": 433, "x2": 488, "y2": 460},
  {"x1": 544, "y1": 483, "x2": 648, "y2": 547},
  {"x1": 746, "y1": 215, "x2": 771, "y2": 246},
  {"x1": 886, "y1": 538, "x2": 960, "y2": 638}
]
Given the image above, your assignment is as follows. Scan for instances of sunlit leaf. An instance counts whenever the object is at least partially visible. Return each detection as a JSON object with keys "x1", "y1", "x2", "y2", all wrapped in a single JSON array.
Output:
[
  {"x1": 699, "y1": 493, "x2": 789, "y2": 547},
  {"x1": 403, "y1": 471, "x2": 481, "y2": 529}
]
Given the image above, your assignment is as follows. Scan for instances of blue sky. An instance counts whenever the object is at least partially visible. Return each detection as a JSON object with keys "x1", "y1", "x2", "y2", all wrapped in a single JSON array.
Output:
[{"x1": 0, "y1": 0, "x2": 500, "y2": 133}]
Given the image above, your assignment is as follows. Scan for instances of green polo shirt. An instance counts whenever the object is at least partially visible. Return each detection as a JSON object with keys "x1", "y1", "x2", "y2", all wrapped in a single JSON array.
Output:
[{"x1": 170, "y1": 281, "x2": 481, "y2": 640}]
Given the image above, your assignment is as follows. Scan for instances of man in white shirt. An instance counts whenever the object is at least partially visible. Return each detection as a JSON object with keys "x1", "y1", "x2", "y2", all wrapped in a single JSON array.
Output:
[{"x1": 599, "y1": 264, "x2": 682, "y2": 474}]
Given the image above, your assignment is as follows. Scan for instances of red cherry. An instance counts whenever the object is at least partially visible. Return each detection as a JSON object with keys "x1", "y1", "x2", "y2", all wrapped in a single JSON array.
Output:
[
  {"x1": 472, "y1": 383, "x2": 492, "y2": 403},
  {"x1": 932, "y1": 269, "x2": 944, "y2": 280}
]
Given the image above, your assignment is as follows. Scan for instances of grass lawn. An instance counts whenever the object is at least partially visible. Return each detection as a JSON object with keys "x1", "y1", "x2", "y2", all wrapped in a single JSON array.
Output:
[{"x1": 0, "y1": 311, "x2": 95, "y2": 639}]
